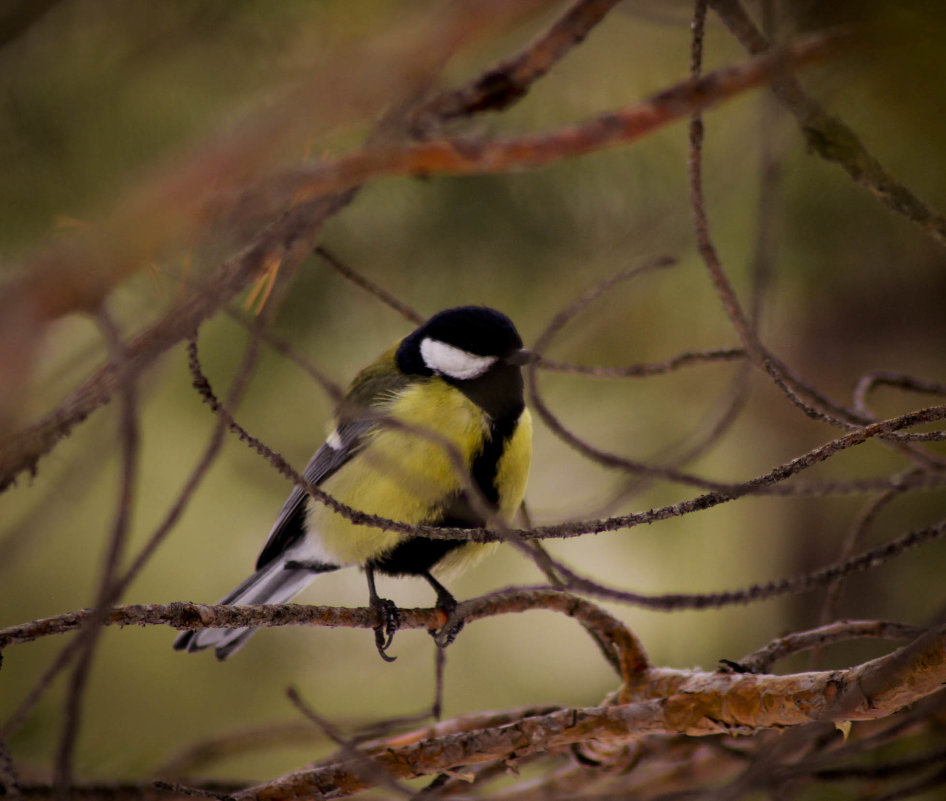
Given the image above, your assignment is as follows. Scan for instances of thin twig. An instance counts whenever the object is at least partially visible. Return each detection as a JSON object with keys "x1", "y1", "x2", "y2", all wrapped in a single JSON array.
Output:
[
  {"x1": 732, "y1": 619, "x2": 926, "y2": 674},
  {"x1": 815, "y1": 477, "x2": 913, "y2": 644},
  {"x1": 526, "y1": 511, "x2": 946, "y2": 611},
  {"x1": 158, "y1": 723, "x2": 321, "y2": 778},
  {"x1": 178, "y1": 342, "x2": 946, "y2": 543},
  {"x1": 225, "y1": 306, "x2": 345, "y2": 405},
  {"x1": 853, "y1": 372, "x2": 946, "y2": 418},
  {"x1": 535, "y1": 348, "x2": 745, "y2": 377},
  {"x1": 286, "y1": 687, "x2": 415, "y2": 798},
  {"x1": 314, "y1": 247, "x2": 425, "y2": 325}
]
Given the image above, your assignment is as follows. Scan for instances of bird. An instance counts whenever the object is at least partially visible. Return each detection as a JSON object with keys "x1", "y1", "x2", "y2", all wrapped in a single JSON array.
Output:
[{"x1": 174, "y1": 306, "x2": 533, "y2": 661}]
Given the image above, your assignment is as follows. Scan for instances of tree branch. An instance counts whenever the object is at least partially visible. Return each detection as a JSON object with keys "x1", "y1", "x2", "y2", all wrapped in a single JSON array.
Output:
[
  {"x1": 0, "y1": 589, "x2": 648, "y2": 680},
  {"x1": 230, "y1": 626, "x2": 946, "y2": 800}
]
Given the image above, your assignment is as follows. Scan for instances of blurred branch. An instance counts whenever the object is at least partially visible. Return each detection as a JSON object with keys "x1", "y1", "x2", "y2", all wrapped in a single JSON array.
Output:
[
  {"x1": 0, "y1": 0, "x2": 63, "y2": 51},
  {"x1": 15, "y1": 781, "x2": 243, "y2": 801},
  {"x1": 3, "y1": 276, "x2": 293, "y2": 742},
  {"x1": 55, "y1": 308, "x2": 140, "y2": 796},
  {"x1": 0, "y1": 0, "x2": 624, "y2": 496},
  {"x1": 256, "y1": 30, "x2": 839, "y2": 211},
  {"x1": 0, "y1": 23, "x2": 839, "y2": 495},
  {"x1": 0, "y1": 0, "x2": 550, "y2": 489},
  {"x1": 314, "y1": 246, "x2": 425, "y2": 326},
  {"x1": 0, "y1": 0, "x2": 547, "y2": 333},
  {"x1": 709, "y1": 0, "x2": 946, "y2": 249},
  {"x1": 412, "y1": 0, "x2": 622, "y2": 125},
  {"x1": 0, "y1": 191, "x2": 352, "y2": 494},
  {"x1": 815, "y1": 476, "x2": 914, "y2": 645},
  {"x1": 158, "y1": 723, "x2": 320, "y2": 779}
]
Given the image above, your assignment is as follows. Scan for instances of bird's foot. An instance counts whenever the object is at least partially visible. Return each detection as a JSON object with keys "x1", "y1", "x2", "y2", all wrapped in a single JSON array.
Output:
[
  {"x1": 428, "y1": 595, "x2": 464, "y2": 648},
  {"x1": 371, "y1": 596, "x2": 401, "y2": 662}
]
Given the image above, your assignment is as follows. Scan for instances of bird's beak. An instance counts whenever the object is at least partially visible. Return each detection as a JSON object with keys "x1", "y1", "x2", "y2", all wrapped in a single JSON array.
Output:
[{"x1": 505, "y1": 348, "x2": 538, "y2": 366}]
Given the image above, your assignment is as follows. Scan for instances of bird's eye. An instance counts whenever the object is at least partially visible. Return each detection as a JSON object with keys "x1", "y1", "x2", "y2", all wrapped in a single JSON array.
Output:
[{"x1": 420, "y1": 338, "x2": 497, "y2": 380}]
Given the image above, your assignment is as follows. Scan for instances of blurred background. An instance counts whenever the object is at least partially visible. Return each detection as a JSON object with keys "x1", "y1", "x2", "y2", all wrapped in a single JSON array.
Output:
[{"x1": 2, "y1": 0, "x2": 946, "y2": 786}]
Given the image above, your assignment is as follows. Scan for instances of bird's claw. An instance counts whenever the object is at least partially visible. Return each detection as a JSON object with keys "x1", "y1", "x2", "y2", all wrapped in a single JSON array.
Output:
[
  {"x1": 372, "y1": 597, "x2": 401, "y2": 662},
  {"x1": 427, "y1": 596, "x2": 464, "y2": 648}
]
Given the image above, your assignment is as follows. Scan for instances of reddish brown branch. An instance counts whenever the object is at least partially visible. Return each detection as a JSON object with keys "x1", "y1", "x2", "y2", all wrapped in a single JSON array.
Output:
[
  {"x1": 260, "y1": 31, "x2": 838, "y2": 209},
  {"x1": 232, "y1": 627, "x2": 946, "y2": 800}
]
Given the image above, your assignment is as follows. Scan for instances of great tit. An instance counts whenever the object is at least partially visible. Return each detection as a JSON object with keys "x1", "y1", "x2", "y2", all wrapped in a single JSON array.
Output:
[{"x1": 174, "y1": 306, "x2": 533, "y2": 661}]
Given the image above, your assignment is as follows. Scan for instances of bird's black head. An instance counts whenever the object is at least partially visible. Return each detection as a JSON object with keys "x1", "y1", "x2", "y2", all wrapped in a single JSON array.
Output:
[{"x1": 396, "y1": 306, "x2": 530, "y2": 421}]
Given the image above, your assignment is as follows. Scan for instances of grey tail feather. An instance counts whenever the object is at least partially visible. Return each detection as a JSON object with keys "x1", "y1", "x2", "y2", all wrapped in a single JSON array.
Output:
[{"x1": 173, "y1": 558, "x2": 338, "y2": 660}]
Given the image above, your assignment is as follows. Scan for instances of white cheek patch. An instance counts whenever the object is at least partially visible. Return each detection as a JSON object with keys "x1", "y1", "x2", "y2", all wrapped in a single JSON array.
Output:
[{"x1": 420, "y1": 337, "x2": 497, "y2": 380}]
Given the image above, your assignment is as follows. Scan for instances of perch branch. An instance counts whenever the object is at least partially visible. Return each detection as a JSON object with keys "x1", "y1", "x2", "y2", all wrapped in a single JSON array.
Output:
[{"x1": 0, "y1": 589, "x2": 648, "y2": 680}]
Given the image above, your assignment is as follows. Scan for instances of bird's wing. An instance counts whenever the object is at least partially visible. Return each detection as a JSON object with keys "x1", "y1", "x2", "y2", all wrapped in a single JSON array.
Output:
[
  {"x1": 254, "y1": 418, "x2": 373, "y2": 570},
  {"x1": 254, "y1": 348, "x2": 409, "y2": 570}
]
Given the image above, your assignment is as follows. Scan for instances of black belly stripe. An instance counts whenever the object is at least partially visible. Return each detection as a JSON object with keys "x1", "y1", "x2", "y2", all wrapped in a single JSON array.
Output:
[
  {"x1": 470, "y1": 412, "x2": 518, "y2": 506},
  {"x1": 369, "y1": 412, "x2": 521, "y2": 577},
  {"x1": 369, "y1": 533, "x2": 464, "y2": 576}
]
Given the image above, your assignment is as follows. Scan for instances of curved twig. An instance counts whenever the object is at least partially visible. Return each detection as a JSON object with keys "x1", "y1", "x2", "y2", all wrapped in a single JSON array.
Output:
[{"x1": 732, "y1": 619, "x2": 926, "y2": 674}]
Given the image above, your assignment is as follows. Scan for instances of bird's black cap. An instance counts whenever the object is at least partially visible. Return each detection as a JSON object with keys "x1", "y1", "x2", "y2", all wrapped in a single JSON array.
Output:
[{"x1": 396, "y1": 306, "x2": 523, "y2": 376}]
